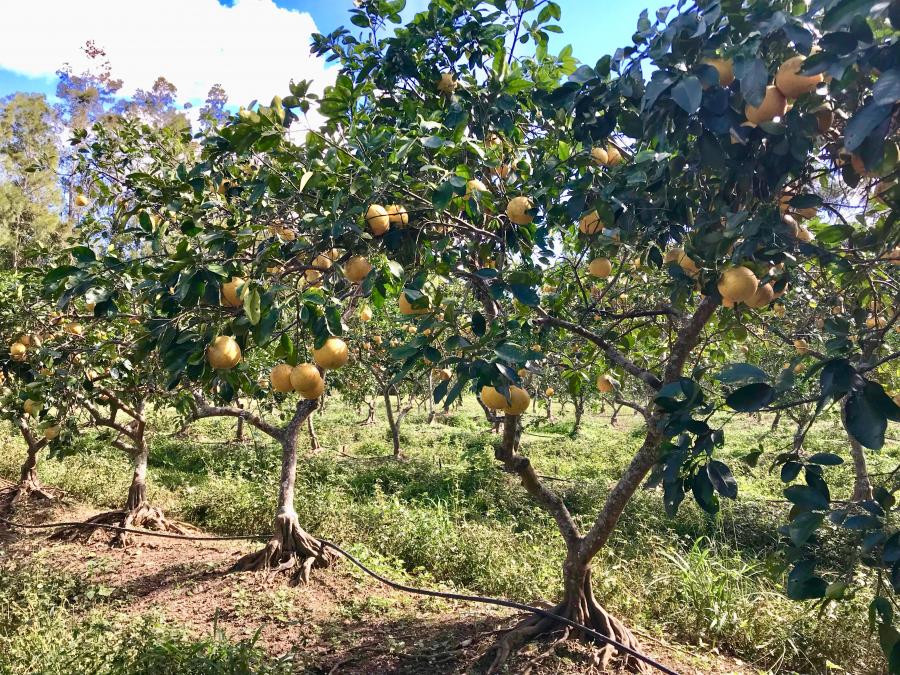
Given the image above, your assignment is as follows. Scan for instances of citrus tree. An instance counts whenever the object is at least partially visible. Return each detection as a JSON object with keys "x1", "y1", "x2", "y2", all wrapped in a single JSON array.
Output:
[
  {"x1": 300, "y1": 0, "x2": 900, "y2": 667},
  {"x1": 0, "y1": 268, "x2": 66, "y2": 508},
  {"x1": 50, "y1": 0, "x2": 900, "y2": 668}
]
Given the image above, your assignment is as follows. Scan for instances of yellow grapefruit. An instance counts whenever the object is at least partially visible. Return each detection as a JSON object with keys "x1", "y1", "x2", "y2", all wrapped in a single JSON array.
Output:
[
  {"x1": 717, "y1": 267, "x2": 759, "y2": 304},
  {"x1": 588, "y1": 257, "x2": 612, "y2": 278},
  {"x1": 208, "y1": 336, "x2": 242, "y2": 369},
  {"x1": 222, "y1": 277, "x2": 246, "y2": 308},
  {"x1": 313, "y1": 337, "x2": 349, "y2": 370},
  {"x1": 579, "y1": 210, "x2": 602, "y2": 235},
  {"x1": 290, "y1": 363, "x2": 324, "y2": 399},
  {"x1": 775, "y1": 56, "x2": 823, "y2": 99},
  {"x1": 745, "y1": 86, "x2": 787, "y2": 124},
  {"x1": 270, "y1": 364, "x2": 295, "y2": 393},
  {"x1": 506, "y1": 196, "x2": 534, "y2": 225},
  {"x1": 366, "y1": 204, "x2": 391, "y2": 235}
]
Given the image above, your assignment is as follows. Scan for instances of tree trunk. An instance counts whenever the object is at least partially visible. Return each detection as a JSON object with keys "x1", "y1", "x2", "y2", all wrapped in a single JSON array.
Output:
[
  {"x1": 125, "y1": 445, "x2": 149, "y2": 512},
  {"x1": 841, "y1": 400, "x2": 874, "y2": 501},
  {"x1": 426, "y1": 373, "x2": 436, "y2": 424},
  {"x1": 18, "y1": 441, "x2": 42, "y2": 491},
  {"x1": 2, "y1": 423, "x2": 52, "y2": 510},
  {"x1": 307, "y1": 414, "x2": 321, "y2": 452},
  {"x1": 545, "y1": 398, "x2": 554, "y2": 422},
  {"x1": 356, "y1": 399, "x2": 376, "y2": 425},
  {"x1": 610, "y1": 404, "x2": 621, "y2": 428},
  {"x1": 571, "y1": 397, "x2": 584, "y2": 438},
  {"x1": 489, "y1": 297, "x2": 719, "y2": 671},
  {"x1": 231, "y1": 400, "x2": 335, "y2": 582},
  {"x1": 384, "y1": 388, "x2": 406, "y2": 458},
  {"x1": 0, "y1": 430, "x2": 53, "y2": 512},
  {"x1": 51, "y1": 401, "x2": 186, "y2": 546},
  {"x1": 489, "y1": 414, "x2": 650, "y2": 674}
]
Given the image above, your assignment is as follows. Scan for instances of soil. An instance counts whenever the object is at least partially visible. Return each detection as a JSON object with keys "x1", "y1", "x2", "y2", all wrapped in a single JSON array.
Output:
[{"x1": 0, "y1": 494, "x2": 753, "y2": 675}]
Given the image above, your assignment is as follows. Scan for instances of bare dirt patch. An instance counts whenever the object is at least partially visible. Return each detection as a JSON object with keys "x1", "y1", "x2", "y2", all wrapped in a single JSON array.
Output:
[{"x1": 1, "y1": 497, "x2": 750, "y2": 674}]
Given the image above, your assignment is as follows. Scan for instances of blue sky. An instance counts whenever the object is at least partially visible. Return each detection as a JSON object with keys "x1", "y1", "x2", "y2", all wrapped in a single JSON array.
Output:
[{"x1": 0, "y1": 0, "x2": 659, "y2": 109}]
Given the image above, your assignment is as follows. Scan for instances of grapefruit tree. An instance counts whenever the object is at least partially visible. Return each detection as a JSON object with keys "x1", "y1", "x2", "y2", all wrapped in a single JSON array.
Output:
[
  {"x1": 49, "y1": 0, "x2": 900, "y2": 667},
  {"x1": 301, "y1": 0, "x2": 900, "y2": 667}
]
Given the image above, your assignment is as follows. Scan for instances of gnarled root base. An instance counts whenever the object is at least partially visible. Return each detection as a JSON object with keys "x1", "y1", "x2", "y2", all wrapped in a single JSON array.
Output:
[
  {"x1": 231, "y1": 511, "x2": 335, "y2": 585},
  {"x1": 488, "y1": 589, "x2": 649, "y2": 674},
  {"x1": 49, "y1": 502, "x2": 188, "y2": 547},
  {"x1": 0, "y1": 477, "x2": 54, "y2": 513}
]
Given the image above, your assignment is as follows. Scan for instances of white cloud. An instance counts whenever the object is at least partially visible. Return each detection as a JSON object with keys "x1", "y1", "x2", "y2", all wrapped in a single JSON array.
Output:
[{"x1": 0, "y1": 0, "x2": 336, "y2": 125}]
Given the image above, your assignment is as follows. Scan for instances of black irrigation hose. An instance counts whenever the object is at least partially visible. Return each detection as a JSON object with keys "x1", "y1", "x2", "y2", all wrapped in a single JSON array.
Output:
[
  {"x1": 0, "y1": 516, "x2": 268, "y2": 541},
  {"x1": 0, "y1": 516, "x2": 678, "y2": 675}
]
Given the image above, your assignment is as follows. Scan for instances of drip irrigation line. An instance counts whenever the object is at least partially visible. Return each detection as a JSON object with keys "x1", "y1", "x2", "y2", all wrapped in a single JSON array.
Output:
[
  {"x1": 0, "y1": 515, "x2": 678, "y2": 675},
  {"x1": 0, "y1": 516, "x2": 268, "y2": 541}
]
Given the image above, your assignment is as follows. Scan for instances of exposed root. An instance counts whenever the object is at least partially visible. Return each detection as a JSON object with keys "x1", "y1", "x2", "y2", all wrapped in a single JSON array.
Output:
[
  {"x1": 230, "y1": 510, "x2": 335, "y2": 585},
  {"x1": 0, "y1": 478, "x2": 54, "y2": 513},
  {"x1": 49, "y1": 502, "x2": 189, "y2": 547},
  {"x1": 487, "y1": 587, "x2": 649, "y2": 674}
]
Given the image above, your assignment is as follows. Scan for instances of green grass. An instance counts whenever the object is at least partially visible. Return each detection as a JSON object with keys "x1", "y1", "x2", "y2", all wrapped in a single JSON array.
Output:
[
  {"x1": 1, "y1": 398, "x2": 896, "y2": 673},
  {"x1": 0, "y1": 553, "x2": 292, "y2": 675}
]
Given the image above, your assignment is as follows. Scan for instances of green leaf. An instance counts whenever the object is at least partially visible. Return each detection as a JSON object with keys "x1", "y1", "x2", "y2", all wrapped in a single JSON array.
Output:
[
  {"x1": 432, "y1": 180, "x2": 455, "y2": 210},
  {"x1": 671, "y1": 76, "x2": 702, "y2": 114},
  {"x1": 725, "y1": 382, "x2": 776, "y2": 412},
  {"x1": 734, "y1": 56, "x2": 768, "y2": 107},
  {"x1": 43, "y1": 266, "x2": 79, "y2": 284},
  {"x1": 707, "y1": 460, "x2": 737, "y2": 499},
  {"x1": 495, "y1": 342, "x2": 528, "y2": 363},
  {"x1": 844, "y1": 101, "x2": 892, "y2": 152},
  {"x1": 471, "y1": 312, "x2": 486, "y2": 336},
  {"x1": 866, "y1": 381, "x2": 900, "y2": 422},
  {"x1": 845, "y1": 382, "x2": 890, "y2": 449},
  {"x1": 787, "y1": 561, "x2": 827, "y2": 600},
  {"x1": 71, "y1": 246, "x2": 96, "y2": 263},
  {"x1": 807, "y1": 452, "x2": 844, "y2": 466},
  {"x1": 789, "y1": 512, "x2": 824, "y2": 546},
  {"x1": 873, "y1": 68, "x2": 900, "y2": 105},
  {"x1": 714, "y1": 362, "x2": 768, "y2": 385},
  {"x1": 244, "y1": 288, "x2": 261, "y2": 325},
  {"x1": 816, "y1": 224, "x2": 854, "y2": 244},
  {"x1": 843, "y1": 514, "x2": 883, "y2": 530},
  {"x1": 509, "y1": 284, "x2": 539, "y2": 306},
  {"x1": 822, "y1": 0, "x2": 879, "y2": 30},
  {"x1": 692, "y1": 470, "x2": 718, "y2": 514},
  {"x1": 785, "y1": 484, "x2": 829, "y2": 511}
]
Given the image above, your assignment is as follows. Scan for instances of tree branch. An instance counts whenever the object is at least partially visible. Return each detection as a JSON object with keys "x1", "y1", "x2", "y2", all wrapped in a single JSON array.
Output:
[
  {"x1": 191, "y1": 393, "x2": 284, "y2": 441},
  {"x1": 534, "y1": 308, "x2": 663, "y2": 391},
  {"x1": 495, "y1": 414, "x2": 582, "y2": 547}
]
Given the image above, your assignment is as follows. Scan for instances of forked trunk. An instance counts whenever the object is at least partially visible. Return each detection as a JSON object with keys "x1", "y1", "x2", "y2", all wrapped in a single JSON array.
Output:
[
  {"x1": 18, "y1": 443, "x2": 41, "y2": 490},
  {"x1": 2, "y1": 421, "x2": 53, "y2": 509},
  {"x1": 489, "y1": 415, "x2": 652, "y2": 673},
  {"x1": 231, "y1": 400, "x2": 335, "y2": 582},
  {"x1": 50, "y1": 415, "x2": 186, "y2": 546},
  {"x1": 489, "y1": 298, "x2": 719, "y2": 671}
]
